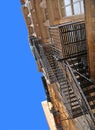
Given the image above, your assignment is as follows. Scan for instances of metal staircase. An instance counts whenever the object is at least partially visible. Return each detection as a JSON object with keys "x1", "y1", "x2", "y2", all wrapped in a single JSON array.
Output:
[
  {"x1": 48, "y1": 20, "x2": 95, "y2": 126},
  {"x1": 29, "y1": 34, "x2": 95, "y2": 129},
  {"x1": 58, "y1": 61, "x2": 87, "y2": 119},
  {"x1": 38, "y1": 44, "x2": 87, "y2": 119},
  {"x1": 65, "y1": 55, "x2": 95, "y2": 120}
]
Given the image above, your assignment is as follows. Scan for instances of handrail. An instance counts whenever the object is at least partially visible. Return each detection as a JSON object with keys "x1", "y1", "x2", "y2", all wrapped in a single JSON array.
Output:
[
  {"x1": 29, "y1": 37, "x2": 95, "y2": 126},
  {"x1": 73, "y1": 69, "x2": 92, "y2": 83},
  {"x1": 38, "y1": 44, "x2": 74, "y2": 117},
  {"x1": 65, "y1": 61, "x2": 95, "y2": 126}
]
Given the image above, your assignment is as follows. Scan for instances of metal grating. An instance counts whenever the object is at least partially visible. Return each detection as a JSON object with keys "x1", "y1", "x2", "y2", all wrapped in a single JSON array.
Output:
[
  {"x1": 49, "y1": 21, "x2": 87, "y2": 59},
  {"x1": 29, "y1": 36, "x2": 95, "y2": 128}
]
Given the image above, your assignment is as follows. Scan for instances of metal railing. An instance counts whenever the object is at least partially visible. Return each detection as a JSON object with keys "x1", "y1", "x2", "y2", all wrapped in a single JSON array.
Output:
[
  {"x1": 29, "y1": 36, "x2": 95, "y2": 129},
  {"x1": 61, "y1": 60, "x2": 95, "y2": 128},
  {"x1": 49, "y1": 20, "x2": 87, "y2": 59}
]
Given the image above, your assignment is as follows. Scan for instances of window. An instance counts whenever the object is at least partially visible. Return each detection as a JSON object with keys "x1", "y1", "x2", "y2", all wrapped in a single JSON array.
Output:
[{"x1": 60, "y1": 0, "x2": 84, "y2": 17}]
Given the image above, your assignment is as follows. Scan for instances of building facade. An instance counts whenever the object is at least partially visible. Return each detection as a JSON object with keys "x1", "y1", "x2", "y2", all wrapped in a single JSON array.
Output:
[{"x1": 20, "y1": 0, "x2": 95, "y2": 129}]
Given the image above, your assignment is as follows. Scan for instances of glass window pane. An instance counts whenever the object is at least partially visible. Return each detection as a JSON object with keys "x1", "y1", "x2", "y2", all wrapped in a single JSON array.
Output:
[
  {"x1": 66, "y1": 6, "x2": 72, "y2": 16},
  {"x1": 64, "y1": 0, "x2": 70, "y2": 6},
  {"x1": 81, "y1": 1, "x2": 84, "y2": 14},
  {"x1": 74, "y1": 2, "x2": 81, "y2": 15},
  {"x1": 73, "y1": 0, "x2": 79, "y2": 2}
]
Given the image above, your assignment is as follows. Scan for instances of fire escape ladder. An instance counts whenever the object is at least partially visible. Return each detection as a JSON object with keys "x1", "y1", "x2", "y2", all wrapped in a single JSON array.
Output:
[
  {"x1": 39, "y1": 44, "x2": 57, "y2": 83},
  {"x1": 58, "y1": 61, "x2": 87, "y2": 118},
  {"x1": 64, "y1": 61, "x2": 95, "y2": 126},
  {"x1": 41, "y1": 44, "x2": 85, "y2": 119},
  {"x1": 29, "y1": 35, "x2": 95, "y2": 127},
  {"x1": 63, "y1": 55, "x2": 95, "y2": 125},
  {"x1": 49, "y1": 20, "x2": 95, "y2": 126}
]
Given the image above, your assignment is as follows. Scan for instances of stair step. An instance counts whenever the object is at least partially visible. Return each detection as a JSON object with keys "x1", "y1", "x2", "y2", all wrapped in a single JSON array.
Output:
[
  {"x1": 72, "y1": 107, "x2": 82, "y2": 112},
  {"x1": 48, "y1": 75, "x2": 55, "y2": 79},
  {"x1": 72, "y1": 108, "x2": 81, "y2": 113},
  {"x1": 78, "y1": 69, "x2": 87, "y2": 74},
  {"x1": 73, "y1": 111, "x2": 83, "y2": 118},
  {"x1": 71, "y1": 103, "x2": 79, "y2": 108},
  {"x1": 83, "y1": 87, "x2": 95, "y2": 95},
  {"x1": 70, "y1": 62, "x2": 82, "y2": 67},
  {"x1": 83, "y1": 85, "x2": 95, "y2": 90},
  {"x1": 81, "y1": 82, "x2": 93, "y2": 88},
  {"x1": 67, "y1": 95, "x2": 76, "y2": 100},
  {"x1": 67, "y1": 58, "x2": 78, "y2": 63},
  {"x1": 59, "y1": 82, "x2": 66, "y2": 86},
  {"x1": 93, "y1": 113, "x2": 95, "y2": 117},
  {"x1": 59, "y1": 83, "x2": 66, "y2": 87},
  {"x1": 74, "y1": 72, "x2": 89, "y2": 78},
  {"x1": 58, "y1": 79, "x2": 67, "y2": 83},
  {"x1": 57, "y1": 77, "x2": 65, "y2": 81},
  {"x1": 87, "y1": 96, "x2": 95, "y2": 102},
  {"x1": 54, "y1": 72, "x2": 63, "y2": 76},
  {"x1": 60, "y1": 85, "x2": 70, "y2": 90},
  {"x1": 72, "y1": 107, "x2": 84, "y2": 118},
  {"x1": 70, "y1": 99, "x2": 78, "y2": 103},
  {"x1": 56, "y1": 75, "x2": 64, "y2": 79},
  {"x1": 76, "y1": 77, "x2": 83, "y2": 82},
  {"x1": 49, "y1": 62, "x2": 55, "y2": 65},
  {"x1": 53, "y1": 69, "x2": 62, "y2": 73},
  {"x1": 90, "y1": 104, "x2": 95, "y2": 110},
  {"x1": 65, "y1": 92, "x2": 74, "y2": 96},
  {"x1": 69, "y1": 91, "x2": 74, "y2": 94},
  {"x1": 76, "y1": 76, "x2": 88, "y2": 82},
  {"x1": 62, "y1": 88, "x2": 72, "y2": 93}
]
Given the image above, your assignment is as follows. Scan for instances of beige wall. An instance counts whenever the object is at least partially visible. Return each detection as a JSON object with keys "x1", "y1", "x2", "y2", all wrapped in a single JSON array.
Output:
[
  {"x1": 84, "y1": 0, "x2": 95, "y2": 81},
  {"x1": 42, "y1": 101, "x2": 57, "y2": 130}
]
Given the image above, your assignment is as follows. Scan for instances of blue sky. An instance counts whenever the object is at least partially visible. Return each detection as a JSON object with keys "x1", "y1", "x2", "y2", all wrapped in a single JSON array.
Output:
[{"x1": 0, "y1": 1, "x2": 49, "y2": 130}]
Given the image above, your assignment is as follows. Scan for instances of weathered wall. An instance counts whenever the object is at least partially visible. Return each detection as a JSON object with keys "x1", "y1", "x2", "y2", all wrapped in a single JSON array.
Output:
[
  {"x1": 21, "y1": 0, "x2": 61, "y2": 43},
  {"x1": 20, "y1": 1, "x2": 94, "y2": 129},
  {"x1": 84, "y1": 0, "x2": 95, "y2": 81},
  {"x1": 45, "y1": 81, "x2": 91, "y2": 130}
]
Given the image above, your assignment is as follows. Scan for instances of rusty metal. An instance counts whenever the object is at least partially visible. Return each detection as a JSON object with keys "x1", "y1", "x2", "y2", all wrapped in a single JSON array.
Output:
[{"x1": 49, "y1": 21, "x2": 87, "y2": 59}]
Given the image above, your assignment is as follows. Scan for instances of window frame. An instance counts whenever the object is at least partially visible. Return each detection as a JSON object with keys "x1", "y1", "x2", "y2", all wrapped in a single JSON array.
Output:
[{"x1": 60, "y1": 0, "x2": 84, "y2": 17}]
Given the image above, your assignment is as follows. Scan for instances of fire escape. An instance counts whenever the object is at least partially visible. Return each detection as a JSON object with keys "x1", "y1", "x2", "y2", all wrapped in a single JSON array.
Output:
[{"x1": 29, "y1": 20, "x2": 95, "y2": 129}]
